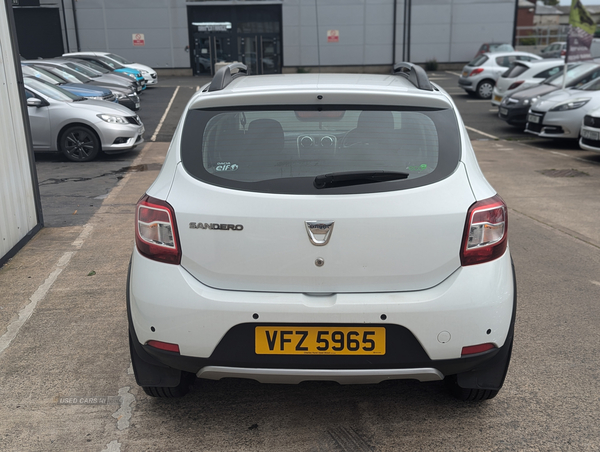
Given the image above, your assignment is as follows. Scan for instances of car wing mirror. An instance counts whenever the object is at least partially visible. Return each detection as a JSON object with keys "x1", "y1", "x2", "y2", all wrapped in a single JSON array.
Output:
[{"x1": 26, "y1": 97, "x2": 46, "y2": 107}]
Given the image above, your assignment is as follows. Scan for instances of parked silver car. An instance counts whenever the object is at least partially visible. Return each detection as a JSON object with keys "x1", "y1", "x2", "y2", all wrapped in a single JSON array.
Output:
[
  {"x1": 540, "y1": 42, "x2": 566, "y2": 59},
  {"x1": 458, "y1": 51, "x2": 542, "y2": 99},
  {"x1": 24, "y1": 77, "x2": 145, "y2": 162}
]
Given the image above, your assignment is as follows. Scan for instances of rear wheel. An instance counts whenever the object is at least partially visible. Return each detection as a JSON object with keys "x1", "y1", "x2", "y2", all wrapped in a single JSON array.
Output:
[
  {"x1": 59, "y1": 126, "x2": 100, "y2": 162},
  {"x1": 141, "y1": 373, "x2": 196, "y2": 398},
  {"x1": 446, "y1": 261, "x2": 516, "y2": 401},
  {"x1": 445, "y1": 330, "x2": 513, "y2": 401},
  {"x1": 476, "y1": 80, "x2": 494, "y2": 99},
  {"x1": 129, "y1": 330, "x2": 196, "y2": 398}
]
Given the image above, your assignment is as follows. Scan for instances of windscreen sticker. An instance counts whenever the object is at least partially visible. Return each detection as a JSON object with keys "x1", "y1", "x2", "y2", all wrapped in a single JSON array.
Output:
[
  {"x1": 406, "y1": 164, "x2": 428, "y2": 172},
  {"x1": 216, "y1": 162, "x2": 239, "y2": 172}
]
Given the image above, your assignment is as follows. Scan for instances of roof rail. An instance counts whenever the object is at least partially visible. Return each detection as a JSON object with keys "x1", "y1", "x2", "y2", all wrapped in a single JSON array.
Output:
[
  {"x1": 208, "y1": 63, "x2": 248, "y2": 92},
  {"x1": 392, "y1": 63, "x2": 433, "y2": 91}
]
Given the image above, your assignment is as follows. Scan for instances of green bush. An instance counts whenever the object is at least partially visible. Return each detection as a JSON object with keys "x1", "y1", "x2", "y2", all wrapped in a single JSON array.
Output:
[
  {"x1": 519, "y1": 37, "x2": 537, "y2": 46},
  {"x1": 425, "y1": 59, "x2": 438, "y2": 71}
]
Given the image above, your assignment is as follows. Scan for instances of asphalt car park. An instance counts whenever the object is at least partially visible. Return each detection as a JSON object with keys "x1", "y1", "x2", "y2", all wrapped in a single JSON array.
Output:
[{"x1": 3, "y1": 69, "x2": 600, "y2": 450}]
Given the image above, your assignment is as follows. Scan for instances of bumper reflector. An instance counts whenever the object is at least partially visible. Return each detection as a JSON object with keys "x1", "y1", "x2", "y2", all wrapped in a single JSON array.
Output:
[
  {"x1": 147, "y1": 340, "x2": 180, "y2": 353},
  {"x1": 461, "y1": 343, "x2": 495, "y2": 356}
]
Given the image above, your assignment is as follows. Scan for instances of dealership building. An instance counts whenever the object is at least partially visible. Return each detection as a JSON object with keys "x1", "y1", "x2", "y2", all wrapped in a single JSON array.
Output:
[{"x1": 13, "y1": 0, "x2": 516, "y2": 75}]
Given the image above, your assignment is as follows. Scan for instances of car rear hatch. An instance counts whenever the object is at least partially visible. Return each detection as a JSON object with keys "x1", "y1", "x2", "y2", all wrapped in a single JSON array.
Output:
[{"x1": 168, "y1": 105, "x2": 474, "y2": 293}]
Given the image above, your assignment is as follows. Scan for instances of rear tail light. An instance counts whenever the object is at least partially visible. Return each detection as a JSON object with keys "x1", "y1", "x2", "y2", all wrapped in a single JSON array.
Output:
[
  {"x1": 469, "y1": 68, "x2": 484, "y2": 77},
  {"x1": 461, "y1": 195, "x2": 508, "y2": 266},
  {"x1": 508, "y1": 80, "x2": 524, "y2": 91},
  {"x1": 135, "y1": 194, "x2": 181, "y2": 265},
  {"x1": 461, "y1": 343, "x2": 495, "y2": 356},
  {"x1": 561, "y1": 49, "x2": 566, "y2": 56}
]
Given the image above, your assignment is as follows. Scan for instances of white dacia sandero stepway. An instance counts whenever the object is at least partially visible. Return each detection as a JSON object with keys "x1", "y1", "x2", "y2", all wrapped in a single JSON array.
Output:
[{"x1": 128, "y1": 63, "x2": 516, "y2": 401}]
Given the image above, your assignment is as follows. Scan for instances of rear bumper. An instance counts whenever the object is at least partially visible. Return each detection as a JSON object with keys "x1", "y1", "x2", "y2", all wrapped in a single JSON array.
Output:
[
  {"x1": 458, "y1": 77, "x2": 474, "y2": 92},
  {"x1": 129, "y1": 247, "x2": 515, "y2": 383}
]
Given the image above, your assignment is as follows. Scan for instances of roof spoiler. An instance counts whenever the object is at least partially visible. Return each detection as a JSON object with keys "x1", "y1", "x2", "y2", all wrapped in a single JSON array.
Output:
[
  {"x1": 392, "y1": 63, "x2": 434, "y2": 91},
  {"x1": 208, "y1": 63, "x2": 248, "y2": 92}
]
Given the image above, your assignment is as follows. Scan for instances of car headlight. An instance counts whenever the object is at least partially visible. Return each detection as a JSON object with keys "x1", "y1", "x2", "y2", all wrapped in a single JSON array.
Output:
[
  {"x1": 88, "y1": 96, "x2": 103, "y2": 100},
  {"x1": 115, "y1": 93, "x2": 126, "y2": 99},
  {"x1": 550, "y1": 98, "x2": 591, "y2": 111},
  {"x1": 127, "y1": 73, "x2": 136, "y2": 79},
  {"x1": 141, "y1": 70, "x2": 149, "y2": 75},
  {"x1": 97, "y1": 114, "x2": 128, "y2": 124}
]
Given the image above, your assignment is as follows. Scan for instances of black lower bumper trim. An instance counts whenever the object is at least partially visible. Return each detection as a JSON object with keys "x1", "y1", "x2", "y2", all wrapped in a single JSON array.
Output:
[{"x1": 139, "y1": 323, "x2": 502, "y2": 379}]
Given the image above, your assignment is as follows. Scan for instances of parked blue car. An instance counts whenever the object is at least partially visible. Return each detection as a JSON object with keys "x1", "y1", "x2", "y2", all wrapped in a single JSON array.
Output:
[
  {"x1": 63, "y1": 55, "x2": 147, "y2": 90},
  {"x1": 21, "y1": 65, "x2": 118, "y2": 103}
]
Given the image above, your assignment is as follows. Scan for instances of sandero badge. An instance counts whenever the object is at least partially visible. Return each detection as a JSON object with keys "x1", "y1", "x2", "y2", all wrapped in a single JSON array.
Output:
[{"x1": 189, "y1": 223, "x2": 244, "y2": 230}]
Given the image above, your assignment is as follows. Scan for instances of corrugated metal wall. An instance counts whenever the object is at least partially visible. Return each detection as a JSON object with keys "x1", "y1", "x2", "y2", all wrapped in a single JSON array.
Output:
[{"x1": 0, "y1": 3, "x2": 41, "y2": 264}]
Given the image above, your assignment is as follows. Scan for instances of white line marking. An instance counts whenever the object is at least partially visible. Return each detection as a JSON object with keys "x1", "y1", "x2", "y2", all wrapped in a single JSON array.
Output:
[
  {"x1": 591, "y1": 281, "x2": 600, "y2": 287},
  {"x1": 466, "y1": 100, "x2": 491, "y2": 103},
  {"x1": 465, "y1": 126, "x2": 500, "y2": 140},
  {"x1": 550, "y1": 151, "x2": 570, "y2": 158},
  {"x1": 446, "y1": 71, "x2": 462, "y2": 77},
  {"x1": 0, "y1": 225, "x2": 94, "y2": 355},
  {"x1": 150, "y1": 86, "x2": 180, "y2": 141}
]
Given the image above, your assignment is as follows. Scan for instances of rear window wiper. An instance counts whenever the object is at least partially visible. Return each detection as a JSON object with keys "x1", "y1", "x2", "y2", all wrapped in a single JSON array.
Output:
[{"x1": 314, "y1": 170, "x2": 409, "y2": 189}]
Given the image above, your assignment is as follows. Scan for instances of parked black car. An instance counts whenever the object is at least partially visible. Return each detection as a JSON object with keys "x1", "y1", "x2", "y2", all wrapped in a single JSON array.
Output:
[{"x1": 498, "y1": 62, "x2": 600, "y2": 126}]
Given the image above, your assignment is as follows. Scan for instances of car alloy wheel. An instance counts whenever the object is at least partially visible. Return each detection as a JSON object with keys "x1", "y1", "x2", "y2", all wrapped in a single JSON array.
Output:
[
  {"x1": 477, "y1": 80, "x2": 494, "y2": 100},
  {"x1": 59, "y1": 126, "x2": 100, "y2": 162}
]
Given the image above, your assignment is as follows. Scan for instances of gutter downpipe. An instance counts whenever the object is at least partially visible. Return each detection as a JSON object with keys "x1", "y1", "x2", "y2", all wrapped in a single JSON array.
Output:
[
  {"x1": 60, "y1": 0, "x2": 69, "y2": 51},
  {"x1": 71, "y1": 0, "x2": 81, "y2": 51},
  {"x1": 392, "y1": 0, "x2": 397, "y2": 65}
]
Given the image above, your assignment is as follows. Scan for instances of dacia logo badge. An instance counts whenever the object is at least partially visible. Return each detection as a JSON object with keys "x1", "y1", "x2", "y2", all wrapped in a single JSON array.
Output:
[{"x1": 305, "y1": 221, "x2": 334, "y2": 246}]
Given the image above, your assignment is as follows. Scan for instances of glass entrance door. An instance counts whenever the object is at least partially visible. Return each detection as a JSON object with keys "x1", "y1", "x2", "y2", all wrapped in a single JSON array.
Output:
[
  {"x1": 193, "y1": 34, "x2": 233, "y2": 75},
  {"x1": 188, "y1": 4, "x2": 282, "y2": 76},
  {"x1": 238, "y1": 35, "x2": 280, "y2": 75}
]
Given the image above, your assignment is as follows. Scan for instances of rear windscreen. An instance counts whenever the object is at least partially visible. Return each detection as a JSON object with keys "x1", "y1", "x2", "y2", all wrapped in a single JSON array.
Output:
[
  {"x1": 180, "y1": 106, "x2": 461, "y2": 194},
  {"x1": 502, "y1": 64, "x2": 528, "y2": 78}
]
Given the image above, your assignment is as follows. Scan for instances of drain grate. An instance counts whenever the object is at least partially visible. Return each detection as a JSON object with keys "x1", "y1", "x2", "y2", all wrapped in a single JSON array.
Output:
[{"x1": 538, "y1": 169, "x2": 589, "y2": 178}]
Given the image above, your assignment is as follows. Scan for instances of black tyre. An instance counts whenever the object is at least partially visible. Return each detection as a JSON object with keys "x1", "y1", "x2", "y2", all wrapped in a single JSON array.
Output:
[
  {"x1": 129, "y1": 330, "x2": 195, "y2": 398},
  {"x1": 445, "y1": 260, "x2": 516, "y2": 401},
  {"x1": 476, "y1": 80, "x2": 494, "y2": 99},
  {"x1": 445, "y1": 374, "x2": 501, "y2": 401},
  {"x1": 142, "y1": 373, "x2": 196, "y2": 398},
  {"x1": 59, "y1": 126, "x2": 100, "y2": 162}
]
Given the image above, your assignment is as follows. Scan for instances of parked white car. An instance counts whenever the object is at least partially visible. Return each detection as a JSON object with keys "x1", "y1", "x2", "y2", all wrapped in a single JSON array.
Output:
[
  {"x1": 24, "y1": 77, "x2": 144, "y2": 162},
  {"x1": 491, "y1": 59, "x2": 564, "y2": 107},
  {"x1": 458, "y1": 51, "x2": 542, "y2": 99},
  {"x1": 525, "y1": 76, "x2": 600, "y2": 139},
  {"x1": 128, "y1": 63, "x2": 516, "y2": 401},
  {"x1": 64, "y1": 51, "x2": 158, "y2": 86},
  {"x1": 579, "y1": 106, "x2": 600, "y2": 152}
]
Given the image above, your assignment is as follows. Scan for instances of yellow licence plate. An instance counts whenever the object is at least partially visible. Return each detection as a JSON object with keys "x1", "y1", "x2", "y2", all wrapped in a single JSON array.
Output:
[
  {"x1": 494, "y1": 95, "x2": 502, "y2": 102},
  {"x1": 255, "y1": 327, "x2": 386, "y2": 355}
]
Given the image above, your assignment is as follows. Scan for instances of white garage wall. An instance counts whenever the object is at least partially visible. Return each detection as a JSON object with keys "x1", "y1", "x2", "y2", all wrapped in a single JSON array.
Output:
[
  {"x1": 283, "y1": 0, "x2": 515, "y2": 66},
  {"x1": 45, "y1": 0, "x2": 515, "y2": 69},
  {"x1": 0, "y1": 3, "x2": 42, "y2": 264}
]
